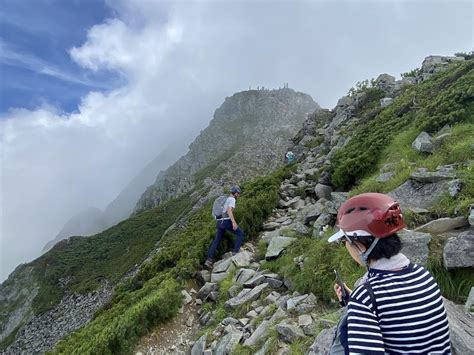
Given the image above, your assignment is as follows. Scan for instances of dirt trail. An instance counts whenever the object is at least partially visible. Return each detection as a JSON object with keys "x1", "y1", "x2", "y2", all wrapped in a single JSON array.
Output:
[{"x1": 133, "y1": 288, "x2": 201, "y2": 355}]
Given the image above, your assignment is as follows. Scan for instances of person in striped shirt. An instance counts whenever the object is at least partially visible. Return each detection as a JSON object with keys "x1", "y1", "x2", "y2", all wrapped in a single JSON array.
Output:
[{"x1": 328, "y1": 193, "x2": 451, "y2": 354}]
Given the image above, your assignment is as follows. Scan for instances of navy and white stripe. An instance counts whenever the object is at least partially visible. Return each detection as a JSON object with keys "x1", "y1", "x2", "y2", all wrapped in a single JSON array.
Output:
[{"x1": 347, "y1": 263, "x2": 451, "y2": 354}]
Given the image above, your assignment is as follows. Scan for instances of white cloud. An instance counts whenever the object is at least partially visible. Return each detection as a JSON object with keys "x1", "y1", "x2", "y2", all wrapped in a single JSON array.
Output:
[{"x1": 1, "y1": 0, "x2": 472, "y2": 281}]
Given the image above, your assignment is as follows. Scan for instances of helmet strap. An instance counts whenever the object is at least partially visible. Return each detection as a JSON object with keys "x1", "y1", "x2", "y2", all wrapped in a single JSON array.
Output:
[{"x1": 360, "y1": 238, "x2": 379, "y2": 270}]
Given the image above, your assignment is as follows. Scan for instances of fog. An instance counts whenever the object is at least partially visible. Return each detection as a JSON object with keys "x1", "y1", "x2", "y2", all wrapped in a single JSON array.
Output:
[{"x1": 1, "y1": 0, "x2": 472, "y2": 281}]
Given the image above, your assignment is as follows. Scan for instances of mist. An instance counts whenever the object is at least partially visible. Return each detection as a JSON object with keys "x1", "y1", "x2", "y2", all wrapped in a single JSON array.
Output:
[{"x1": 1, "y1": 0, "x2": 472, "y2": 281}]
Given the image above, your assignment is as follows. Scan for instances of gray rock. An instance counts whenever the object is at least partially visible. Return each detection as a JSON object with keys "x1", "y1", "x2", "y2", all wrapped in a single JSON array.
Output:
[
  {"x1": 211, "y1": 272, "x2": 229, "y2": 283},
  {"x1": 265, "y1": 278, "x2": 284, "y2": 289},
  {"x1": 243, "y1": 274, "x2": 266, "y2": 288},
  {"x1": 298, "y1": 314, "x2": 312, "y2": 326},
  {"x1": 246, "y1": 310, "x2": 258, "y2": 318},
  {"x1": 228, "y1": 285, "x2": 242, "y2": 298},
  {"x1": 243, "y1": 320, "x2": 271, "y2": 346},
  {"x1": 197, "y1": 283, "x2": 219, "y2": 301},
  {"x1": 374, "y1": 73, "x2": 396, "y2": 93},
  {"x1": 263, "y1": 222, "x2": 281, "y2": 231},
  {"x1": 399, "y1": 229, "x2": 431, "y2": 266},
  {"x1": 276, "y1": 322, "x2": 306, "y2": 343},
  {"x1": 221, "y1": 317, "x2": 239, "y2": 326},
  {"x1": 465, "y1": 287, "x2": 474, "y2": 313},
  {"x1": 214, "y1": 326, "x2": 243, "y2": 355},
  {"x1": 224, "y1": 283, "x2": 269, "y2": 310},
  {"x1": 287, "y1": 294, "x2": 308, "y2": 310},
  {"x1": 389, "y1": 179, "x2": 453, "y2": 210},
  {"x1": 191, "y1": 334, "x2": 206, "y2": 355},
  {"x1": 412, "y1": 131, "x2": 434, "y2": 153},
  {"x1": 263, "y1": 291, "x2": 281, "y2": 306},
  {"x1": 265, "y1": 237, "x2": 297, "y2": 259},
  {"x1": 306, "y1": 326, "x2": 337, "y2": 354},
  {"x1": 212, "y1": 258, "x2": 235, "y2": 274},
  {"x1": 313, "y1": 213, "x2": 334, "y2": 236},
  {"x1": 261, "y1": 229, "x2": 281, "y2": 244},
  {"x1": 444, "y1": 298, "x2": 474, "y2": 355},
  {"x1": 295, "y1": 303, "x2": 316, "y2": 314},
  {"x1": 255, "y1": 339, "x2": 272, "y2": 355},
  {"x1": 303, "y1": 202, "x2": 326, "y2": 224},
  {"x1": 231, "y1": 251, "x2": 253, "y2": 268},
  {"x1": 443, "y1": 230, "x2": 474, "y2": 269},
  {"x1": 292, "y1": 222, "x2": 310, "y2": 235},
  {"x1": 469, "y1": 206, "x2": 474, "y2": 227},
  {"x1": 376, "y1": 172, "x2": 395, "y2": 183},
  {"x1": 415, "y1": 217, "x2": 468, "y2": 234},
  {"x1": 448, "y1": 179, "x2": 462, "y2": 197},
  {"x1": 270, "y1": 307, "x2": 288, "y2": 323},
  {"x1": 314, "y1": 184, "x2": 333, "y2": 200},
  {"x1": 410, "y1": 170, "x2": 456, "y2": 183},
  {"x1": 182, "y1": 290, "x2": 193, "y2": 305},
  {"x1": 234, "y1": 268, "x2": 256, "y2": 285},
  {"x1": 275, "y1": 216, "x2": 290, "y2": 223},
  {"x1": 198, "y1": 270, "x2": 211, "y2": 283}
]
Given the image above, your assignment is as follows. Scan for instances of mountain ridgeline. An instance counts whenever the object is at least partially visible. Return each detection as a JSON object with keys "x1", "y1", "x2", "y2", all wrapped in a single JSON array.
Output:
[
  {"x1": 135, "y1": 88, "x2": 318, "y2": 213},
  {"x1": 1, "y1": 55, "x2": 473, "y2": 354}
]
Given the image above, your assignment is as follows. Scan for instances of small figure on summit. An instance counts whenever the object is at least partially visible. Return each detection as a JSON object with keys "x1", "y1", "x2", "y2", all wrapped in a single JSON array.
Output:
[
  {"x1": 285, "y1": 151, "x2": 295, "y2": 163},
  {"x1": 205, "y1": 186, "x2": 244, "y2": 269}
]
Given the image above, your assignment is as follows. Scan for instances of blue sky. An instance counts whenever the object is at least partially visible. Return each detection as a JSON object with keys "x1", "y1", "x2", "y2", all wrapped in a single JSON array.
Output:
[{"x1": 0, "y1": 0, "x2": 124, "y2": 113}]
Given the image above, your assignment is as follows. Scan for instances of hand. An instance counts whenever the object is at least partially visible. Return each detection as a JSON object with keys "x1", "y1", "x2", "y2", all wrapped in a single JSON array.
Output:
[
  {"x1": 334, "y1": 282, "x2": 352, "y2": 302},
  {"x1": 232, "y1": 222, "x2": 238, "y2": 230}
]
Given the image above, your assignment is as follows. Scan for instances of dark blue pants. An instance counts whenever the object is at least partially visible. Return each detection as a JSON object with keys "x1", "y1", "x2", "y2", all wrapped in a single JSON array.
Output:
[{"x1": 207, "y1": 219, "x2": 244, "y2": 260}]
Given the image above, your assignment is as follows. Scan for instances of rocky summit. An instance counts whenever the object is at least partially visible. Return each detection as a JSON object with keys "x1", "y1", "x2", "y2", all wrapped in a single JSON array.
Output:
[
  {"x1": 1, "y1": 54, "x2": 473, "y2": 354},
  {"x1": 134, "y1": 88, "x2": 318, "y2": 213}
]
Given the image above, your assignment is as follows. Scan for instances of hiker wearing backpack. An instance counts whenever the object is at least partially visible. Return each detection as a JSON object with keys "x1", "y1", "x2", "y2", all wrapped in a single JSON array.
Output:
[
  {"x1": 328, "y1": 193, "x2": 450, "y2": 354},
  {"x1": 205, "y1": 186, "x2": 244, "y2": 269}
]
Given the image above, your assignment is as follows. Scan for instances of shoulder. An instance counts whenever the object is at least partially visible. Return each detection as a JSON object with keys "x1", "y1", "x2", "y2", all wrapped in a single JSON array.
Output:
[{"x1": 225, "y1": 196, "x2": 236, "y2": 206}]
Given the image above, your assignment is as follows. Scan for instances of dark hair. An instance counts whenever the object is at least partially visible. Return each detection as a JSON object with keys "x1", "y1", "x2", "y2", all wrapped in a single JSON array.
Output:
[{"x1": 352, "y1": 234, "x2": 401, "y2": 261}]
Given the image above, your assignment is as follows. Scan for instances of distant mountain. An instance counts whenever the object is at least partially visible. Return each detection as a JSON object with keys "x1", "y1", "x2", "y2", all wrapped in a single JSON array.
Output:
[
  {"x1": 42, "y1": 139, "x2": 190, "y2": 253},
  {"x1": 135, "y1": 88, "x2": 318, "y2": 213}
]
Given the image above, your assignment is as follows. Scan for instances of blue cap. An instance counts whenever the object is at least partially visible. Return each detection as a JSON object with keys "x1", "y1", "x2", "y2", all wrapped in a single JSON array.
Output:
[{"x1": 231, "y1": 185, "x2": 241, "y2": 194}]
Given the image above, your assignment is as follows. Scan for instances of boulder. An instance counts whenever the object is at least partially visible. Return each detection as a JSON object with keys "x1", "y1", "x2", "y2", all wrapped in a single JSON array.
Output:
[
  {"x1": 214, "y1": 327, "x2": 242, "y2": 355},
  {"x1": 231, "y1": 251, "x2": 253, "y2": 268},
  {"x1": 263, "y1": 291, "x2": 281, "y2": 306},
  {"x1": 265, "y1": 237, "x2": 297, "y2": 259},
  {"x1": 412, "y1": 131, "x2": 434, "y2": 153},
  {"x1": 298, "y1": 314, "x2": 312, "y2": 326},
  {"x1": 415, "y1": 217, "x2": 468, "y2": 234},
  {"x1": 303, "y1": 202, "x2": 326, "y2": 224},
  {"x1": 181, "y1": 290, "x2": 193, "y2": 305},
  {"x1": 224, "y1": 283, "x2": 269, "y2": 310},
  {"x1": 276, "y1": 322, "x2": 306, "y2": 343},
  {"x1": 270, "y1": 307, "x2": 288, "y2": 323},
  {"x1": 211, "y1": 272, "x2": 229, "y2": 283},
  {"x1": 263, "y1": 222, "x2": 281, "y2": 231},
  {"x1": 376, "y1": 172, "x2": 395, "y2": 183},
  {"x1": 306, "y1": 327, "x2": 337, "y2": 354},
  {"x1": 444, "y1": 298, "x2": 474, "y2": 355},
  {"x1": 287, "y1": 294, "x2": 308, "y2": 310},
  {"x1": 228, "y1": 285, "x2": 242, "y2": 298},
  {"x1": 374, "y1": 73, "x2": 396, "y2": 93},
  {"x1": 465, "y1": 287, "x2": 474, "y2": 313},
  {"x1": 234, "y1": 269, "x2": 256, "y2": 285},
  {"x1": 443, "y1": 230, "x2": 474, "y2": 269},
  {"x1": 313, "y1": 213, "x2": 334, "y2": 236},
  {"x1": 410, "y1": 170, "x2": 456, "y2": 183},
  {"x1": 292, "y1": 222, "x2": 310, "y2": 235},
  {"x1": 197, "y1": 283, "x2": 218, "y2": 301},
  {"x1": 243, "y1": 274, "x2": 266, "y2": 288},
  {"x1": 212, "y1": 258, "x2": 235, "y2": 274},
  {"x1": 243, "y1": 320, "x2": 271, "y2": 346},
  {"x1": 261, "y1": 229, "x2": 281, "y2": 244},
  {"x1": 399, "y1": 230, "x2": 431, "y2": 266},
  {"x1": 314, "y1": 184, "x2": 333, "y2": 200},
  {"x1": 191, "y1": 334, "x2": 206, "y2": 355},
  {"x1": 389, "y1": 179, "x2": 453, "y2": 210}
]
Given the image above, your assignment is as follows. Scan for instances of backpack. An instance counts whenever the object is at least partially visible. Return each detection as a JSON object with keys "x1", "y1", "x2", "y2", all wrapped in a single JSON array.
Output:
[{"x1": 212, "y1": 195, "x2": 228, "y2": 218}]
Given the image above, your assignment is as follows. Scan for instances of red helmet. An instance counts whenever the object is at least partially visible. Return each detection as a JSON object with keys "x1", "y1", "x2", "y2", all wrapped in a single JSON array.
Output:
[{"x1": 328, "y1": 193, "x2": 406, "y2": 242}]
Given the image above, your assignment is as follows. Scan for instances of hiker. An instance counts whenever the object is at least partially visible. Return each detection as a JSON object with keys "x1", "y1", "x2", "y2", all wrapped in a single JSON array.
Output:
[
  {"x1": 285, "y1": 151, "x2": 295, "y2": 163},
  {"x1": 205, "y1": 186, "x2": 244, "y2": 269},
  {"x1": 328, "y1": 193, "x2": 450, "y2": 354}
]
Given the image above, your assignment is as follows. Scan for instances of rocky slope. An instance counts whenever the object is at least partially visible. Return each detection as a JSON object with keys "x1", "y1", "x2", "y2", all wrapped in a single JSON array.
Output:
[{"x1": 135, "y1": 88, "x2": 318, "y2": 213}]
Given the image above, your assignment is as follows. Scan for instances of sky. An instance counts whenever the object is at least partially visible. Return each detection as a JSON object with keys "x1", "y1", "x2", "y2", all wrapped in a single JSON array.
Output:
[{"x1": 0, "y1": 0, "x2": 472, "y2": 281}]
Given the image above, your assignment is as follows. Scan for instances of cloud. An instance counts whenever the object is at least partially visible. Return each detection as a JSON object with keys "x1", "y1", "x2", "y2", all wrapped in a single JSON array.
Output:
[{"x1": 1, "y1": 0, "x2": 472, "y2": 281}]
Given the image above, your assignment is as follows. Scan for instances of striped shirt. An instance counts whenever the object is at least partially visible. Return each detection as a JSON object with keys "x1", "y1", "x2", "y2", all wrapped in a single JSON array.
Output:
[{"x1": 347, "y1": 263, "x2": 451, "y2": 354}]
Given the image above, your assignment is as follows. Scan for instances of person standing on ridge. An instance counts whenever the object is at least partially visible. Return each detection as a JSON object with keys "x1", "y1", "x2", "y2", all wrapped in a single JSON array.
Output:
[
  {"x1": 205, "y1": 186, "x2": 244, "y2": 269},
  {"x1": 328, "y1": 193, "x2": 451, "y2": 354}
]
